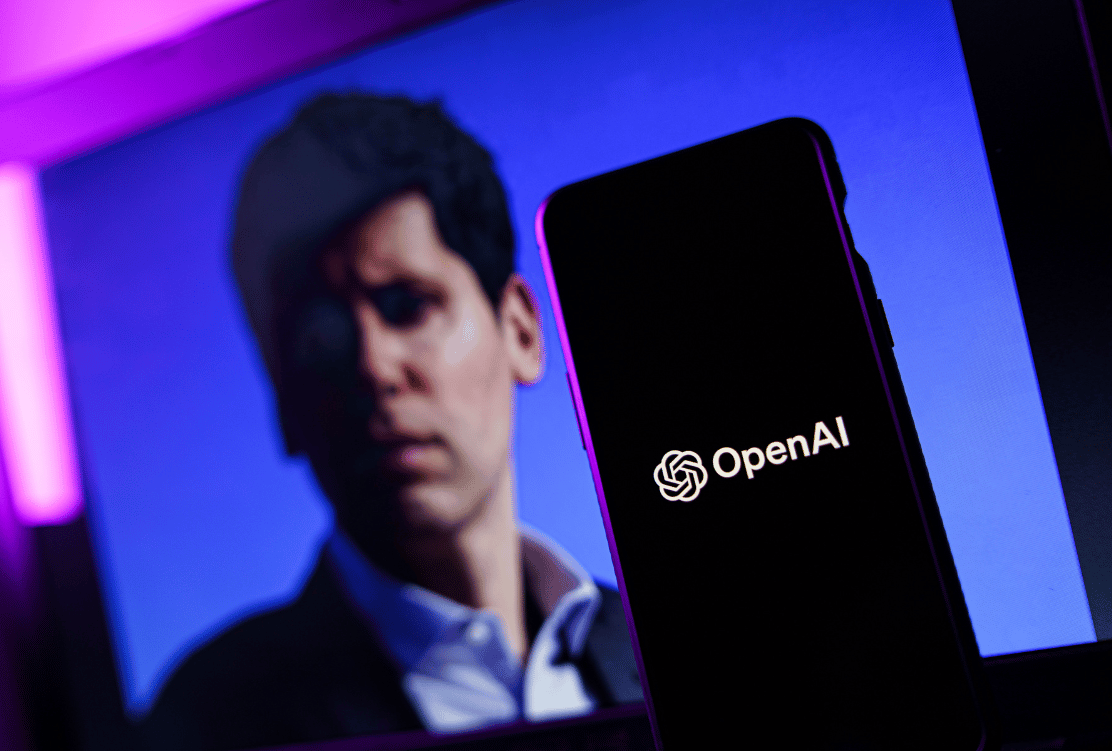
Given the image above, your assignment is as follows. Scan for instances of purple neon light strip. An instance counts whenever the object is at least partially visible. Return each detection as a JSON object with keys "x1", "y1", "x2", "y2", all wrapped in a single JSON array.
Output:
[
  {"x1": 0, "y1": 0, "x2": 498, "y2": 167},
  {"x1": 534, "y1": 198, "x2": 664, "y2": 751},
  {"x1": 810, "y1": 137, "x2": 989, "y2": 750},
  {"x1": 0, "y1": 163, "x2": 81, "y2": 526}
]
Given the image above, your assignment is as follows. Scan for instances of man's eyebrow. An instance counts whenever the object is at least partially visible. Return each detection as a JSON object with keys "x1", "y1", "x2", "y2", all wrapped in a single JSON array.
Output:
[{"x1": 349, "y1": 275, "x2": 444, "y2": 301}]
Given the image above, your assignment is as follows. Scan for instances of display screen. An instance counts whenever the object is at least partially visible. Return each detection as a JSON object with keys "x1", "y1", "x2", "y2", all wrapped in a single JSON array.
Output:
[{"x1": 35, "y1": 0, "x2": 1098, "y2": 747}]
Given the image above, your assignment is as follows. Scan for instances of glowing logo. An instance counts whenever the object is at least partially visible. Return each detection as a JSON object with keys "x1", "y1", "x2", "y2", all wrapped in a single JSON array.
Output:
[{"x1": 653, "y1": 450, "x2": 708, "y2": 502}]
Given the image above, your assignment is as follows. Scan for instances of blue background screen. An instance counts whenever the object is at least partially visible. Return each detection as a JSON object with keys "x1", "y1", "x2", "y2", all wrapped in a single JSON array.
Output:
[{"x1": 40, "y1": 0, "x2": 1096, "y2": 716}]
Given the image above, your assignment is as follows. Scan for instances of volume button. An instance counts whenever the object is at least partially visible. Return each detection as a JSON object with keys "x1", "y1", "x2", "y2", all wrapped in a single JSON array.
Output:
[
  {"x1": 876, "y1": 299, "x2": 895, "y2": 349},
  {"x1": 567, "y1": 372, "x2": 586, "y2": 450}
]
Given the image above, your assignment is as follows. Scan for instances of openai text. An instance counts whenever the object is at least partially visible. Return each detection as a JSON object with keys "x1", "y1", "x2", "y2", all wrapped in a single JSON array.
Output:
[{"x1": 713, "y1": 416, "x2": 850, "y2": 480}]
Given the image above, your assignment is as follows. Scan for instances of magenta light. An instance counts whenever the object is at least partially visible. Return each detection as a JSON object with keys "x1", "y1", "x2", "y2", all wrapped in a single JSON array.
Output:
[
  {"x1": 0, "y1": 162, "x2": 81, "y2": 525},
  {"x1": 0, "y1": 0, "x2": 263, "y2": 91}
]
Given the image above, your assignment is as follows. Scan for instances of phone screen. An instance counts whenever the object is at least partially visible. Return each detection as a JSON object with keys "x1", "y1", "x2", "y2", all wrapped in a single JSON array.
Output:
[{"x1": 538, "y1": 120, "x2": 989, "y2": 749}]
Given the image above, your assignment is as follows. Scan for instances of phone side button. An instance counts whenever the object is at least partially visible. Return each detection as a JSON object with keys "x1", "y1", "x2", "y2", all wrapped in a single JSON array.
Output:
[
  {"x1": 876, "y1": 298, "x2": 896, "y2": 349},
  {"x1": 567, "y1": 371, "x2": 587, "y2": 450}
]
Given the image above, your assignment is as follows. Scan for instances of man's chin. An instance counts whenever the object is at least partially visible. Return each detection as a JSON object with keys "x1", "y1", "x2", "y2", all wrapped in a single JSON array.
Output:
[{"x1": 392, "y1": 483, "x2": 480, "y2": 536}]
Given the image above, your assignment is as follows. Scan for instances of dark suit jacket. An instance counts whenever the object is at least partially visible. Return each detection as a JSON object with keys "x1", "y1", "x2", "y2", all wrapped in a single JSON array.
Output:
[{"x1": 139, "y1": 557, "x2": 643, "y2": 751}]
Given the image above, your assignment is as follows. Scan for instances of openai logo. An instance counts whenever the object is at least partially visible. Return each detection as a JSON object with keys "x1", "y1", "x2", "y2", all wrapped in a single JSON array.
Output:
[
  {"x1": 654, "y1": 417, "x2": 852, "y2": 504},
  {"x1": 653, "y1": 450, "x2": 708, "y2": 502}
]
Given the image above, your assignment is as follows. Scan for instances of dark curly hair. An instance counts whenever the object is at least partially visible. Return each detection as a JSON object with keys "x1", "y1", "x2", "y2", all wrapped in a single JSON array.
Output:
[{"x1": 231, "y1": 93, "x2": 516, "y2": 455}]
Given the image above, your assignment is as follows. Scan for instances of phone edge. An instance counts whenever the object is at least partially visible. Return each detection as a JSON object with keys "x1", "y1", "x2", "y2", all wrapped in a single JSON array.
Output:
[
  {"x1": 534, "y1": 197, "x2": 666, "y2": 751},
  {"x1": 806, "y1": 128, "x2": 997, "y2": 751}
]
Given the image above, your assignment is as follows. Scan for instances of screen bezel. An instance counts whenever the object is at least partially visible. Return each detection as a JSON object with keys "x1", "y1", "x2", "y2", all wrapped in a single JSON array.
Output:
[{"x1": 950, "y1": 0, "x2": 1112, "y2": 744}]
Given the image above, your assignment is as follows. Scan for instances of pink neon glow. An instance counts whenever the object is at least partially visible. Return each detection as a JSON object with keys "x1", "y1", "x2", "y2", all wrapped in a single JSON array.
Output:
[
  {"x1": 0, "y1": 162, "x2": 81, "y2": 525},
  {"x1": 0, "y1": 0, "x2": 263, "y2": 90}
]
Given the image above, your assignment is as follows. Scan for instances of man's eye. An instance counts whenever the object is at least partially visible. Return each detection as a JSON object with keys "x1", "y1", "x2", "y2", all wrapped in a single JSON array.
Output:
[
  {"x1": 371, "y1": 284, "x2": 432, "y2": 326},
  {"x1": 291, "y1": 297, "x2": 358, "y2": 376}
]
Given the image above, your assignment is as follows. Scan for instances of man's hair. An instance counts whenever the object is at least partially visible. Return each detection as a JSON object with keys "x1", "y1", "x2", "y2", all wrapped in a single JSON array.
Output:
[
  {"x1": 293, "y1": 94, "x2": 515, "y2": 304},
  {"x1": 231, "y1": 93, "x2": 516, "y2": 454}
]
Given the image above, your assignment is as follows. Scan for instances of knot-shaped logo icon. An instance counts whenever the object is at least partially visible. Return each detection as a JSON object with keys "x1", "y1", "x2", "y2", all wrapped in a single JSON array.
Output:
[{"x1": 653, "y1": 450, "x2": 708, "y2": 502}]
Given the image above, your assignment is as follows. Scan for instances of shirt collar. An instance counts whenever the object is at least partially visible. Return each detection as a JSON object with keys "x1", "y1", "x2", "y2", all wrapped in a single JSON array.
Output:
[
  {"x1": 325, "y1": 524, "x2": 601, "y2": 672},
  {"x1": 519, "y1": 524, "x2": 600, "y2": 659}
]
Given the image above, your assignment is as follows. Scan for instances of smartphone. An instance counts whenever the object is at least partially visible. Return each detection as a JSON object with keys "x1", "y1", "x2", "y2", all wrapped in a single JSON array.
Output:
[{"x1": 536, "y1": 119, "x2": 996, "y2": 750}]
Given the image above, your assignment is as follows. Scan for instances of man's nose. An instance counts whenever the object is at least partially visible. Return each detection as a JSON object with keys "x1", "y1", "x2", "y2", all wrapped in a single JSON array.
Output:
[{"x1": 353, "y1": 301, "x2": 410, "y2": 398}]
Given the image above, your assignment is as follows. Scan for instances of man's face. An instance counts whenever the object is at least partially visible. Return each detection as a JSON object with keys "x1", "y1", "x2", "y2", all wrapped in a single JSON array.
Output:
[{"x1": 298, "y1": 190, "x2": 542, "y2": 541}]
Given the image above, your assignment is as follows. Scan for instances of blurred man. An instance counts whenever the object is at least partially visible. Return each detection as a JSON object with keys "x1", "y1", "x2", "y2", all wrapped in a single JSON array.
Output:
[{"x1": 141, "y1": 94, "x2": 641, "y2": 751}]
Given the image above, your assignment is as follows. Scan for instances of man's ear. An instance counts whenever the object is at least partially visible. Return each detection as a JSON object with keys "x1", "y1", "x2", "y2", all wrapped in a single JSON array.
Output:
[{"x1": 499, "y1": 273, "x2": 544, "y2": 385}]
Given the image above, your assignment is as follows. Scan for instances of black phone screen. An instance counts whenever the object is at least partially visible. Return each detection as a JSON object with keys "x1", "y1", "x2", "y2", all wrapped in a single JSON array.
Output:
[{"x1": 538, "y1": 119, "x2": 989, "y2": 749}]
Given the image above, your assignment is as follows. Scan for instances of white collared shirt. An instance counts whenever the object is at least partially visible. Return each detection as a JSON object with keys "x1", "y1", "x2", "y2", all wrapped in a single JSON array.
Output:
[{"x1": 326, "y1": 526, "x2": 602, "y2": 733}]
